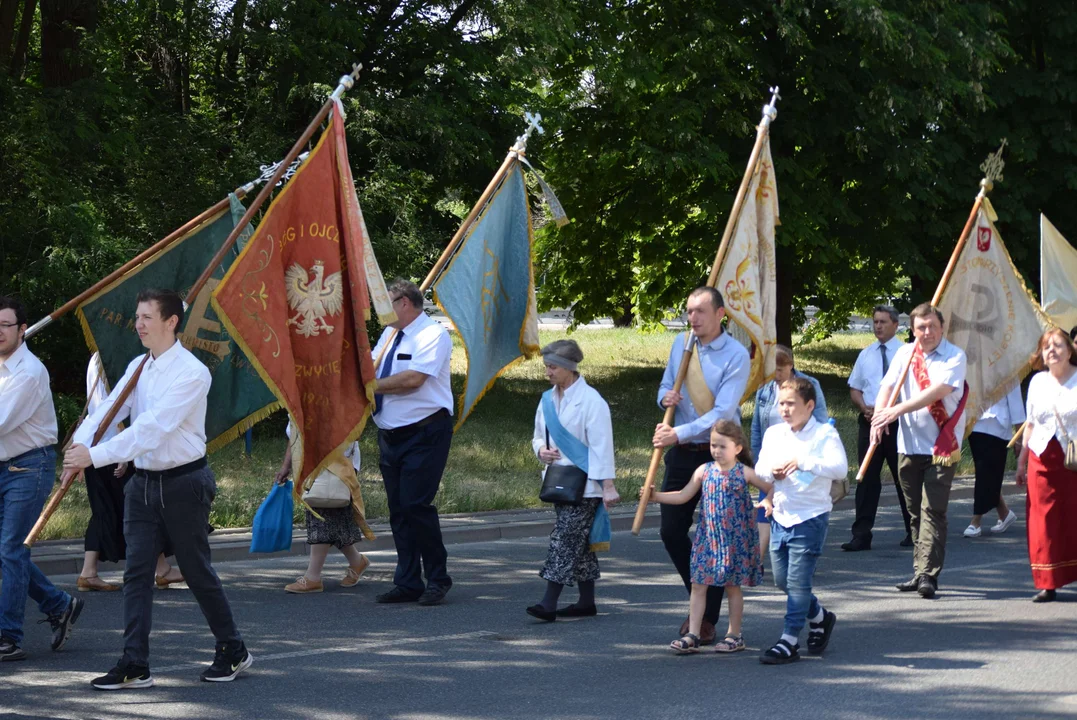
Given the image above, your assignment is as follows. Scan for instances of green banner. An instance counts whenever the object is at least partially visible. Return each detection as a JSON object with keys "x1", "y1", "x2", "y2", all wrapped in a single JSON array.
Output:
[{"x1": 76, "y1": 195, "x2": 280, "y2": 451}]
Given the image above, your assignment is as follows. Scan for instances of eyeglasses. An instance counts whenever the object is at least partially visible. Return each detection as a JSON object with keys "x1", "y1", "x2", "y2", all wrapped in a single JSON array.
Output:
[{"x1": 0, "y1": 322, "x2": 20, "y2": 331}]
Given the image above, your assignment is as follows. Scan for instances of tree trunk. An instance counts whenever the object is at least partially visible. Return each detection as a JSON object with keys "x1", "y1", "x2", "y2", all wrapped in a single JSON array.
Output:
[
  {"x1": 774, "y1": 243, "x2": 793, "y2": 347},
  {"x1": 0, "y1": 0, "x2": 18, "y2": 66},
  {"x1": 40, "y1": 0, "x2": 97, "y2": 87},
  {"x1": 223, "y1": 0, "x2": 246, "y2": 77},
  {"x1": 612, "y1": 297, "x2": 634, "y2": 327},
  {"x1": 8, "y1": 0, "x2": 36, "y2": 77}
]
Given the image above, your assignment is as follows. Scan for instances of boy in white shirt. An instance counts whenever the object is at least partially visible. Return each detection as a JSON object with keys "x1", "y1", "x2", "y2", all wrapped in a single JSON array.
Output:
[{"x1": 755, "y1": 377, "x2": 848, "y2": 664}]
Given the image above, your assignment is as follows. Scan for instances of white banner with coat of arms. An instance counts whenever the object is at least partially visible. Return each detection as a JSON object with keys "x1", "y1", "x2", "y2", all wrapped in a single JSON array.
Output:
[
  {"x1": 716, "y1": 137, "x2": 779, "y2": 402},
  {"x1": 938, "y1": 200, "x2": 1048, "y2": 436}
]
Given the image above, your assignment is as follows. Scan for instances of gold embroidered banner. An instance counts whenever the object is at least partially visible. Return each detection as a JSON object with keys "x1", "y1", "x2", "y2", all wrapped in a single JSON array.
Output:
[{"x1": 716, "y1": 138, "x2": 779, "y2": 402}]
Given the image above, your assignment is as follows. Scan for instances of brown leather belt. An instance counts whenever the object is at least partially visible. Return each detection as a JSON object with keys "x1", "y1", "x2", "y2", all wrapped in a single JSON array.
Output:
[{"x1": 678, "y1": 443, "x2": 710, "y2": 453}]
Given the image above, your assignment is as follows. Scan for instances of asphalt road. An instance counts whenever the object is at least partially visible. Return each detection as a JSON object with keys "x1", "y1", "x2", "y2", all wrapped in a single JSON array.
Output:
[{"x1": 2, "y1": 494, "x2": 1075, "y2": 720}]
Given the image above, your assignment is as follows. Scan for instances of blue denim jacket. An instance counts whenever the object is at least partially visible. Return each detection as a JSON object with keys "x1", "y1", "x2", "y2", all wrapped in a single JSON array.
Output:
[{"x1": 750, "y1": 371, "x2": 828, "y2": 460}]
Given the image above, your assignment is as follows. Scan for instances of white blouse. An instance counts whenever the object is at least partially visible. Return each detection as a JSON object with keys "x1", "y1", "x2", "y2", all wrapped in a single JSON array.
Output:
[
  {"x1": 1025, "y1": 369, "x2": 1077, "y2": 456},
  {"x1": 532, "y1": 375, "x2": 615, "y2": 499}
]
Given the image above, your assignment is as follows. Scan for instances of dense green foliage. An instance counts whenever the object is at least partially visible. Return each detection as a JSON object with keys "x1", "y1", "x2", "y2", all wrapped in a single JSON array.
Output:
[{"x1": 2, "y1": 0, "x2": 1076, "y2": 395}]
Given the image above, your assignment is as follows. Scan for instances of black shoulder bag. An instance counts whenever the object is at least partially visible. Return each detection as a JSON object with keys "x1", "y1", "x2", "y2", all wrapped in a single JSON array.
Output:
[{"x1": 539, "y1": 427, "x2": 588, "y2": 505}]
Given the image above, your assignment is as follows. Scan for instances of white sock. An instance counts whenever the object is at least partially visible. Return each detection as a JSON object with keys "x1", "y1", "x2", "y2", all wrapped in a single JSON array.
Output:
[
  {"x1": 781, "y1": 633, "x2": 799, "y2": 646},
  {"x1": 808, "y1": 608, "x2": 825, "y2": 626}
]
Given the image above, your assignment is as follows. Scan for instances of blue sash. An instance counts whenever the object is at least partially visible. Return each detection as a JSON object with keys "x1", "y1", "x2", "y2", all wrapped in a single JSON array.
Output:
[{"x1": 542, "y1": 388, "x2": 611, "y2": 552}]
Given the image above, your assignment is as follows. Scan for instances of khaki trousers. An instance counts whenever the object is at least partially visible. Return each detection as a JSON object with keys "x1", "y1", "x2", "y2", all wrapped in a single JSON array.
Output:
[{"x1": 898, "y1": 454, "x2": 956, "y2": 580}]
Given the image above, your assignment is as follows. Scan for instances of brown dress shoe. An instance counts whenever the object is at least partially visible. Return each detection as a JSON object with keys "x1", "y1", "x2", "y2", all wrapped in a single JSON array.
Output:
[
  {"x1": 77, "y1": 575, "x2": 120, "y2": 592},
  {"x1": 678, "y1": 617, "x2": 717, "y2": 645}
]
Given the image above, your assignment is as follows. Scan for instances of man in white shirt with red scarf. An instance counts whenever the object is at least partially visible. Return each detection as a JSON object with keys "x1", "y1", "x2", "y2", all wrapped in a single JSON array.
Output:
[{"x1": 872, "y1": 303, "x2": 968, "y2": 599}]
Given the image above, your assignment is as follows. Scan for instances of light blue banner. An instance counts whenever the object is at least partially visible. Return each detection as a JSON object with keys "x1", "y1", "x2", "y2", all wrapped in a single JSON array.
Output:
[{"x1": 434, "y1": 164, "x2": 538, "y2": 427}]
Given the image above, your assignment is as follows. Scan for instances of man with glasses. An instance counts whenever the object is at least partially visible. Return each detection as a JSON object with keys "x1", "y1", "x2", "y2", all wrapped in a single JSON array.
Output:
[
  {"x1": 370, "y1": 279, "x2": 454, "y2": 606},
  {"x1": 0, "y1": 296, "x2": 84, "y2": 661}
]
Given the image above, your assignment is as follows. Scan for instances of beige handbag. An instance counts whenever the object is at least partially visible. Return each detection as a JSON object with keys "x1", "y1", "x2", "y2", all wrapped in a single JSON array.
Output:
[
  {"x1": 1052, "y1": 406, "x2": 1077, "y2": 471},
  {"x1": 830, "y1": 477, "x2": 849, "y2": 504},
  {"x1": 302, "y1": 469, "x2": 352, "y2": 508}
]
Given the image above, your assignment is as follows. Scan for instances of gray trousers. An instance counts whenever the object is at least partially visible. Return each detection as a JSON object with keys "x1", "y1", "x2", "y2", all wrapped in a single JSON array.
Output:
[
  {"x1": 122, "y1": 466, "x2": 241, "y2": 666},
  {"x1": 897, "y1": 454, "x2": 956, "y2": 580}
]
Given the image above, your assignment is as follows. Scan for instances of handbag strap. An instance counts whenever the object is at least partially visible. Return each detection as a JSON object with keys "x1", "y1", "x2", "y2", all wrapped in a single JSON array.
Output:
[{"x1": 1052, "y1": 404, "x2": 1071, "y2": 444}]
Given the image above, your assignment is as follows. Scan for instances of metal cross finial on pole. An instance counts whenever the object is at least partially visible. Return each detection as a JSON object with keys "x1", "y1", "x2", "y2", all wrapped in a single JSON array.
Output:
[
  {"x1": 330, "y1": 63, "x2": 363, "y2": 101},
  {"x1": 762, "y1": 86, "x2": 780, "y2": 127},
  {"x1": 979, "y1": 138, "x2": 1008, "y2": 194},
  {"x1": 512, "y1": 111, "x2": 545, "y2": 153}
]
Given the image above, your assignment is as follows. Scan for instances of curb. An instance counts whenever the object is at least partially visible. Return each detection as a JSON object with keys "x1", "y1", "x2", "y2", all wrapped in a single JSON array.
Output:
[{"x1": 27, "y1": 475, "x2": 1008, "y2": 577}]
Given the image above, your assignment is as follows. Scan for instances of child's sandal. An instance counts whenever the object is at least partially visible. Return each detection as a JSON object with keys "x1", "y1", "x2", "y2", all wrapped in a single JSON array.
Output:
[
  {"x1": 714, "y1": 635, "x2": 745, "y2": 653},
  {"x1": 669, "y1": 633, "x2": 701, "y2": 654}
]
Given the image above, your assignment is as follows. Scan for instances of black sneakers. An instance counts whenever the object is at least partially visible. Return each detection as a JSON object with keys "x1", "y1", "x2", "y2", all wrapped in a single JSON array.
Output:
[
  {"x1": 48, "y1": 596, "x2": 84, "y2": 651},
  {"x1": 200, "y1": 641, "x2": 253, "y2": 682},
  {"x1": 91, "y1": 661, "x2": 154, "y2": 690},
  {"x1": 0, "y1": 635, "x2": 25, "y2": 662}
]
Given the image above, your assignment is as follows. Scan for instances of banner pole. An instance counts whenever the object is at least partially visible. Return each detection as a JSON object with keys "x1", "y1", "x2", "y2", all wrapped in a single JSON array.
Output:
[
  {"x1": 632, "y1": 87, "x2": 781, "y2": 535},
  {"x1": 25, "y1": 64, "x2": 363, "y2": 548}
]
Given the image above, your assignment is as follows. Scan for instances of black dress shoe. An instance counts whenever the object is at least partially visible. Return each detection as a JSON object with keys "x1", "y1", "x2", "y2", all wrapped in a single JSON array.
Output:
[
  {"x1": 555, "y1": 603, "x2": 597, "y2": 617},
  {"x1": 376, "y1": 586, "x2": 421, "y2": 604},
  {"x1": 1032, "y1": 589, "x2": 1057, "y2": 603},
  {"x1": 417, "y1": 586, "x2": 449, "y2": 606},
  {"x1": 841, "y1": 539, "x2": 871, "y2": 552},
  {"x1": 526, "y1": 604, "x2": 556, "y2": 622},
  {"x1": 900, "y1": 533, "x2": 914, "y2": 547},
  {"x1": 917, "y1": 575, "x2": 937, "y2": 599},
  {"x1": 895, "y1": 576, "x2": 920, "y2": 592}
]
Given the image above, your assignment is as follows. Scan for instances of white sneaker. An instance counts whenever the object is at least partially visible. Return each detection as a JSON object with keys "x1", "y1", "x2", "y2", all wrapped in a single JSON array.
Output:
[
  {"x1": 963, "y1": 524, "x2": 982, "y2": 538},
  {"x1": 990, "y1": 510, "x2": 1017, "y2": 534}
]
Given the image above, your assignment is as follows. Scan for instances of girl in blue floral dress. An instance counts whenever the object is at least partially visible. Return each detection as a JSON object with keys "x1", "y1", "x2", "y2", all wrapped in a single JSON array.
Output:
[{"x1": 650, "y1": 419, "x2": 772, "y2": 654}]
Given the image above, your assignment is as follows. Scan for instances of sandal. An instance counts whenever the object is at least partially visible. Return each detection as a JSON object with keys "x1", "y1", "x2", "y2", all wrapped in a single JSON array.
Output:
[
  {"x1": 155, "y1": 566, "x2": 184, "y2": 589},
  {"x1": 669, "y1": 633, "x2": 701, "y2": 654},
  {"x1": 714, "y1": 635, "x2": 745, "y2": 653}
]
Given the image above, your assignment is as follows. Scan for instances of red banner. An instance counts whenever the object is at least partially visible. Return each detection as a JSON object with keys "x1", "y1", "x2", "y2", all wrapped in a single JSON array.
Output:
[{"x1": 212, "y1": 103, "x2": 378, "y2": 483}]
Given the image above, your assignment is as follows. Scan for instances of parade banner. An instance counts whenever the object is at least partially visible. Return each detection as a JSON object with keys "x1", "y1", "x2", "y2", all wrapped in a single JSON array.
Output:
[
  {"x1": 432, "y1": 164, "x2": 540, "y2": 428},
  {"x1": 75, "y1": 195, "x2": 280, "y2": 451},
  {"x1": 1040, "y1": 214, "x2": 1077, "y2": 332},
  {"x1": 938, "y1": 201, "x2": 1048, "y2": 436},
  {"x1": 212, "y1": 100, "x2": 382, "y2": 487},
  {"x1": 715, "y1": 137, "x2": 779, "y2": 402}
]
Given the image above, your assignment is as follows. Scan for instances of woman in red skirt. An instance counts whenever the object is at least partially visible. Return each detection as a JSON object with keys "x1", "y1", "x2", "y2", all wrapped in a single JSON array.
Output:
[{"x1": 1016, "y1": 328, "x2": 1077, "y2": 602}]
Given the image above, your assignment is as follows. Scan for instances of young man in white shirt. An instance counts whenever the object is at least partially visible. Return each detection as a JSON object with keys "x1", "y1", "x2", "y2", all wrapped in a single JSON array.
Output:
[
  {"x1": 64, "y1": 289, "x2": 251, "y2": 688},
  {"x1": 652, "y1": 286, "x2": 750, "y2": 645},
  {"x1": 0, "y1": 296, "x2": 84, "y2": 662},
  {"x1": 871, "y1": 303, "x2": 968, "y2": 599},
  {"x1": 370, "y1": 279, "x2": 454, "y2": 606},
  {"x1": 842, "y1": 305, "x2": 913, "y2": 551},
  {"x1": 756, "y1": 376, "x2": 847, "y2": 664}
]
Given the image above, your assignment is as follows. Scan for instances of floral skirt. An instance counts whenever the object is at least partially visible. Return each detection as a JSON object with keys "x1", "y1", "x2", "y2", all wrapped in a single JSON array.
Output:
[
  {"x1": 540, "y1": 498, "x2": 601, "y2": 586},
  {"x1": 305, "y1": 506, "x2": 363, "y2": 548}
]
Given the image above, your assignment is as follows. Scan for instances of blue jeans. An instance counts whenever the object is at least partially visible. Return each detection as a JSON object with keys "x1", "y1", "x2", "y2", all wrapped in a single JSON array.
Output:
[
  {"x1": 770, "y1": 512, "x2": 829, "y2": 639},
  {"x1": 0, "y1": 447, "x2": 70, "y2": 644}
]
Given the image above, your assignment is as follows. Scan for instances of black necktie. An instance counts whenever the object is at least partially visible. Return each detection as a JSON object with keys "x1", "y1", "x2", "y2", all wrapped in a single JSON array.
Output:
[
  {"x1": 373, "y1": 331, "x2": 404, "y2": 416},
  {"x1": 880, "y1": 343, "x2": 890, "y2": 375}
]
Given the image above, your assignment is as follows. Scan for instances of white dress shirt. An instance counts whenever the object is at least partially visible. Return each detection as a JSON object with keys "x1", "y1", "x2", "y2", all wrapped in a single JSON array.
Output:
[
  {"x1": 880, "y1": 339, "x2": 967, "y2": 456},
  {"x1": 848, "y1": 336, "x2": 905, "y2": 407},
  {"x1": 657, "y1": 331, "x2": 750, "y2": 443},
  {"x1": 755, "y1": 417, "x2": 848, "y2": 527},
  {"x1": 0, "y1": 341, "x2": 58, "y2": 461},
  {"x1": 86, "y1": 352, "x2": 121, "y2": 444},
  {"x1": 370, "y1": 313, "x2": 453, "y2": 430},
  {"x1": 972, "y1": 385, "x2": 1026, "y2": 441},
  {"x1": 73, "y1": 341, "x2": 210, "y2": 471},
  {"x1": 531, "y1": 376, "x2": 616, "y2": 498},
  {"x1": 1025, "y1": 370, "x2": 1077, "y2": 456}
]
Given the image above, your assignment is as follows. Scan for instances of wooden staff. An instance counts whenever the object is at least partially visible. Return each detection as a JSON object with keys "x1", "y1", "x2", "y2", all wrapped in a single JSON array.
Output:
[
  {"x1": 24, "y1": 65, "x2": 364, "y2": 548},
  {"x1": 856, "y1": 174, "x2": 997, "y2": 480},
  {"x1": 632, "y1": 87, "x2": 781, "y2": 535}
]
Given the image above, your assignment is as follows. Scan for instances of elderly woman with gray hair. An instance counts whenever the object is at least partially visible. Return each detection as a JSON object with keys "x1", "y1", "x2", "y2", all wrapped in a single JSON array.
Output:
[{"x1": 527, "y1": 339, "x2": 620, "y2": 622}]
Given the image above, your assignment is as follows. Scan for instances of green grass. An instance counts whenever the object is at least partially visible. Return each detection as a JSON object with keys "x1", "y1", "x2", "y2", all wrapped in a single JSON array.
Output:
[{"x1": 41, "y1": 329, "x2": 980, "y2": 541}]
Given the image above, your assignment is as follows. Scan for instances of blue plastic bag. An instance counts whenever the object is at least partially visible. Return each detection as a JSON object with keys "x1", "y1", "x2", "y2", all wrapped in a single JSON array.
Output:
[{"x1": 250, "y1": 480, "x2": 294, "y2": 553}]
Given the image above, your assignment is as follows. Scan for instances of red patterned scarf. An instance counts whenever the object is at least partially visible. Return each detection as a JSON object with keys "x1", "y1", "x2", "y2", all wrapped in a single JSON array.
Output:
[{"x1": 910, "y1": 342, "x2": 969, "y2": 466}]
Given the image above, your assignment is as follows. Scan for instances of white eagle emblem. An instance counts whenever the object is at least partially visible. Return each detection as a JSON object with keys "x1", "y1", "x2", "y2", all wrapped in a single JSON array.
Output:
[{"x1": 284, "y1": 260, "x2": 344, "y2": 337}]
